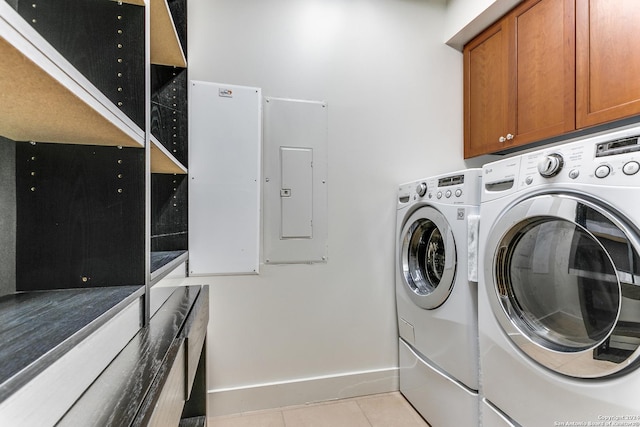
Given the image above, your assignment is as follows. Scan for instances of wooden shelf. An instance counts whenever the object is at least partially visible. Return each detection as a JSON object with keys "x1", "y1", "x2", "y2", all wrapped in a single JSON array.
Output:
[
  {"x1": 0, "y1": 5, "x2": 144, "y2": 148},
  {"x1": 150, "y1": 0, "x2": 187, "y2": 67},
  {"x1": 151, "y1": 135, "x2": 188, "y2": 174}
]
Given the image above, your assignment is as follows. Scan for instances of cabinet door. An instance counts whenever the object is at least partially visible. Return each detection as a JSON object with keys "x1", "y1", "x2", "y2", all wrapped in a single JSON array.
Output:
[
  {"x1": 464, "y1": 0, "x2": 575, "y2": 158},
  {"x1": 464, "y1": 19, "x2": 510, "y2": 158},
  {"x1": 576, "y1": 0, "x2": 640, "y2": 128},
  {"x1": 511, "y1": 0, "x2": 575, "y2": 145}
]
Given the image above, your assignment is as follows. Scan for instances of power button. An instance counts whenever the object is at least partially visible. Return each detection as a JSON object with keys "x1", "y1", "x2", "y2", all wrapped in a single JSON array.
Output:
[
  {"x1": 595, "y1": 165, "x2": 611, "y2": 179},
  {"x1": 623, "y1": 161, "x2": 640, "y2": 175}
]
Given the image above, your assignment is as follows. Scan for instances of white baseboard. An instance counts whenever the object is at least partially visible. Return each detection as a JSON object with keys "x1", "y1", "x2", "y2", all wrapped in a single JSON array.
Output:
[{"x1": 207, "y1": 367, "x2": 399, "y2": 417}]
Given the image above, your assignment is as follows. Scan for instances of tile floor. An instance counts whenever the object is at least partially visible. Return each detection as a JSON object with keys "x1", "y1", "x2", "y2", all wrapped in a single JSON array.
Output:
[{"x1": 208, "y1": 392, "x2": 430, "y2": 427}]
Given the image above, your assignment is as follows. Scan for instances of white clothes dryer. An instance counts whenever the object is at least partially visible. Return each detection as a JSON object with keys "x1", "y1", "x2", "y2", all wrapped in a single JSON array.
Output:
[
  {"x1": 396, "y1": 169, "x2": 482, "y2": 426},
  {"x1": 478, "y1": 125, "x2": 640, "y2": 426}
]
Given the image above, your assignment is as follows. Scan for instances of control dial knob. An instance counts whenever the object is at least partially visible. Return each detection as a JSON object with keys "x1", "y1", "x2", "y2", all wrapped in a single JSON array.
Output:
[
  {"x1": 537, "y1": 153, "x2": 564, "y2": 178},
  {"x1": 416, "y1": 182, "x2": 427, "y2": 197}
]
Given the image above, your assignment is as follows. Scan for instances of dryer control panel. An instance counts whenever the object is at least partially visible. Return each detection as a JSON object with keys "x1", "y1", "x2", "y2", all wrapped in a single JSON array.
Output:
[{"x1": 398, "y1": 169, "x2": 482, "y2": 207}]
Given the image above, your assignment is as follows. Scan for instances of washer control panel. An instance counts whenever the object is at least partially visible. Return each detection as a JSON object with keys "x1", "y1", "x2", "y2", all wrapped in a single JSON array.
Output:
[{"x1": 519, "y1": 133, "x2": 640, "y2": 189}]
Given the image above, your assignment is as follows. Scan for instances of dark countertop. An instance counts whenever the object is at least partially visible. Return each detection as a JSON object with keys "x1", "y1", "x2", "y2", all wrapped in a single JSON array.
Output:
[
  {"x1": 0, "y1": 283, "x2": 208, "y2": 425},
  {"x1": 0, "y1": 285, "x2": 144, "y2": 403},
  {"x1": 58, "y1": 285, "x2": 207, "y2": 426}
]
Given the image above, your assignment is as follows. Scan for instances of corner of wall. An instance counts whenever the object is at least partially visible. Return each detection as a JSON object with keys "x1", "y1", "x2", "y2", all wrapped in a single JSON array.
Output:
[{"x1": 444, "y1": 0, "x2": 522, "y2": 50}]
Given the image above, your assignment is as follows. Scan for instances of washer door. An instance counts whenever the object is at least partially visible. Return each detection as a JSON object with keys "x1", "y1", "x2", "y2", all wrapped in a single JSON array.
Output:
[
  {"x1": 400, "y1": 206, "x2": 457, "y2": 309},
  {"x1": 486, "y1": 193, "x2": 640, "y2": 378}
]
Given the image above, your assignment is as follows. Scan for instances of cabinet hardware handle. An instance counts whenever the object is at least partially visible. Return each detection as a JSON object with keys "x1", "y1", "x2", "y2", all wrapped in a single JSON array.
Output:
[
  {"x1": 506, "y1": 133, "x2": 514, "y2": 140},
  {"x1": 499, "y1": 136, "x2": 506, "y2": 143}
]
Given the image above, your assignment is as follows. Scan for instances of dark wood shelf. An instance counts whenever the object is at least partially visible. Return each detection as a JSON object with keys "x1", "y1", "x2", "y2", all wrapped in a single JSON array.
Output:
[
  {"x1": 0, "y1": 286, "x2": 142, "y2": 392},
  {"x1": 180, "y1": 416, "x2": 207, "y2": 427},
  {"x1": 151, "y1": 250, "x2": 188, "y2": 285},
  {"x1": 0, "y1": 286, "x2": 144, "y2": 424}
]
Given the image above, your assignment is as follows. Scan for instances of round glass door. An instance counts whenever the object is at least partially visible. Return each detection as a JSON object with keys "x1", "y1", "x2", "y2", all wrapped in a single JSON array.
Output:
[
  {"x1": 486, "y1": 194, "x2": 640, "y2": 378},
  {"x1": 400, "y1": 206, "x2": 456, "y2": 309}
]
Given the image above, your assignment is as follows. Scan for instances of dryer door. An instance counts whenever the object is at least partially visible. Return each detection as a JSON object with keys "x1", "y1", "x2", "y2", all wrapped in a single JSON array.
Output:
[
  {"x1": 485, "y1": 193, "x2": 640, "y2": 378},
  {"x1": 399, "y1": 206, "x2": 456, "y2": 309}
]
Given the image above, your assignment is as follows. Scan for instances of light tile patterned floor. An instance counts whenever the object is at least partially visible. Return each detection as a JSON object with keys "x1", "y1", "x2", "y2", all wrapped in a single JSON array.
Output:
[{"x1": 208, "y1": 392, "x2": 430, "y2": 427}]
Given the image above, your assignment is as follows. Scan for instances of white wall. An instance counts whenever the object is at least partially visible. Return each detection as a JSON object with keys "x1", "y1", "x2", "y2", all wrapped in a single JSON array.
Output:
[{"x1": 186, "y1": 0, "x2": 482, "y2": 415}]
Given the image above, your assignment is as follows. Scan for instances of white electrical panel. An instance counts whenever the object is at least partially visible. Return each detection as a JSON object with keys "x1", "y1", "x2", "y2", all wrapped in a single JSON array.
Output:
[
  {"x1": 263, "y1": 97, "x2": 328, "y2": 264},
  {"x1": 188, "y1": 81, "x2": 261, "y2": 275}
]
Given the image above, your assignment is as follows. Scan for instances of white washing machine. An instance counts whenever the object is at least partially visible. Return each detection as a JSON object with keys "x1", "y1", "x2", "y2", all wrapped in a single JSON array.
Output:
[
  {"x1": 396, "y1": 169, "x2": 482, "y2": 426},
  {"x1": 478, "y1": 125, "x2": 640, "y2": 426}
]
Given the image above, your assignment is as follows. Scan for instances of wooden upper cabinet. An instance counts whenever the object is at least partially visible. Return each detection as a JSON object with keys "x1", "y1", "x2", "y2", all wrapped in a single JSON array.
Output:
[
  {"x1": 464, "y1": 20, "x2": 509, "y2": 158},
  {"x1": 464, "y1": 0, "x2": 575, "y2": 158},
  {"x1": 513, "y1": 0, "x2": 575, "y2": 143},
  {"x1": 576, "y1": 0, "x2": 640, "y2": 128}
]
